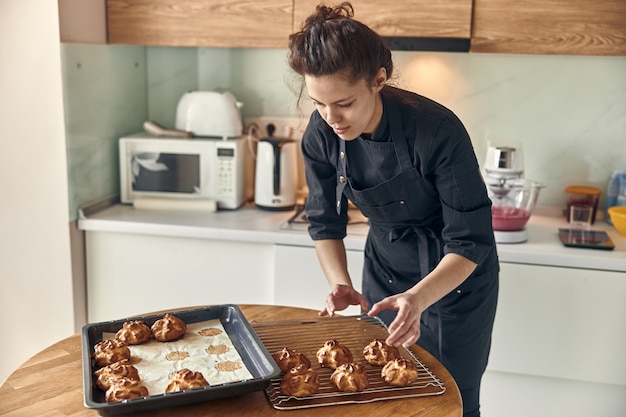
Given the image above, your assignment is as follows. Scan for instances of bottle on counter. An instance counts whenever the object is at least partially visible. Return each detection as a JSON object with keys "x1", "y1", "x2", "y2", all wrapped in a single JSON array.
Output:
[{"x1": 606, "y1": 169, "x2": 626, "y2": 225}]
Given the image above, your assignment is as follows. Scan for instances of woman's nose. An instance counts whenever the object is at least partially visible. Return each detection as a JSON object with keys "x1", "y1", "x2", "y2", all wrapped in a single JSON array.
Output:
[{"x1": 325, "y1": 106, "x2": 340, "y2": 125}]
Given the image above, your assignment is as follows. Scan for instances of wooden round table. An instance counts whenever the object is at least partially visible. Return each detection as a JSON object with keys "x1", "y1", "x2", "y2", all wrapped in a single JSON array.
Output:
[{"x1": 0, "y1": 305, "x2": 461, "y2": 417}]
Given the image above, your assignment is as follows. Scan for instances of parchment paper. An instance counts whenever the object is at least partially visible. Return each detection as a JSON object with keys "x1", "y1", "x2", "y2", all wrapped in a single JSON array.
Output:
[{"x1": 103, "y1": 319, "x2": 253, "y2": 395}]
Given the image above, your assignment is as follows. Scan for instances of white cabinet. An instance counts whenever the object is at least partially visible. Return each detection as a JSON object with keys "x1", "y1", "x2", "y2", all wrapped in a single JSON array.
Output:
[
  {"x1": 273, "y1": 244, "x2": 364, "y2": 316},
  {"x1": 483, "y1": 262, "x2": 626, "y2": 417},
  {"x1": 84, "y1": 231, "x2": 275, "y2": 322},
  {"x1": 490, "y1": 262, "x2": 626, "y2": 386}
]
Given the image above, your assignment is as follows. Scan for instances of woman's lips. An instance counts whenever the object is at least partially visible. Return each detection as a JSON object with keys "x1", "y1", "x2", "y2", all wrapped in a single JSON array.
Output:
[{"x1": 333, "y1": 126, "x2": 349, "y2": 135}]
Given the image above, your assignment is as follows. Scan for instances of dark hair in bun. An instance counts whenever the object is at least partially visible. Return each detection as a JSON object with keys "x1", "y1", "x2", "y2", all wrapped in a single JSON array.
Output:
[{"x1": 288, "y1": 2, "x2": 393, "y2": 86}]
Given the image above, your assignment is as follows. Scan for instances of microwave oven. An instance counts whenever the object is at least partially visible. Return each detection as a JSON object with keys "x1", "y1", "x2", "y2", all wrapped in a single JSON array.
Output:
[{"x1": 119, "y1": 134, "x2": 247, "y2": 209}]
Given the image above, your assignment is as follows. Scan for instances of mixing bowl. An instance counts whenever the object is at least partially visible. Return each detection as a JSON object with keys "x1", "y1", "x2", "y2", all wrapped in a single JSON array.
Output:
[
  {"x1": 487, "y1": 179, "x2": 544, "y2": 231},
  {"x1": 608, "y1": 206, "x2": 626, "y2": 235}
]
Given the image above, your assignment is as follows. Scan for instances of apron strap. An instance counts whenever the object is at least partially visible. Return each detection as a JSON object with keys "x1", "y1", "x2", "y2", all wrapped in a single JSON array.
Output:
[
  {"x1": 335, "y1": 95, "x2": 413, "y2": 214},
  {"x1": 388, "y1": 225, "x2": 440, "y2": 278},
  {"x1": 386, "y1": 97, "x2": 414, "y2": 171},
  {"x1": 388, "y1": 224, "x2": 443, "y2": 359}
]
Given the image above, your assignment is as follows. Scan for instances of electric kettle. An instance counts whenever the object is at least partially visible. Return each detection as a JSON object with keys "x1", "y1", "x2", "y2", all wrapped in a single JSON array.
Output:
[{"x1": 254, "y1": 132, "x2": 297, "y2": 210}]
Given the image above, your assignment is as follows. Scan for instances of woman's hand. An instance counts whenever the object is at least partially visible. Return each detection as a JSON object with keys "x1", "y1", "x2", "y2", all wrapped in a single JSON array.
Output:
[
  {"x1": 367, "y1": 293, "x2": 424, "y2": 348},
  {"x1": 319, "y1": 284, "x2": 369, "y2": 317},
  {"x1": 368, "y1": 254, "x2": 477, "y2": 347}
]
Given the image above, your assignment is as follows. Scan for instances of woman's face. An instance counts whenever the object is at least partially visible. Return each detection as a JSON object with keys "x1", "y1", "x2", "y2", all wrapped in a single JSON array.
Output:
[{"x1": 305, "y1": 69, "x2": 385, "y2": 141}]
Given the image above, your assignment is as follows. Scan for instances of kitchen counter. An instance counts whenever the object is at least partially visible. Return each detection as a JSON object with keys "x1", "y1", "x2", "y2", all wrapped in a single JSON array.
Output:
[{"x1": 78, "y1": 203, "x2": 626, "y2": 273}]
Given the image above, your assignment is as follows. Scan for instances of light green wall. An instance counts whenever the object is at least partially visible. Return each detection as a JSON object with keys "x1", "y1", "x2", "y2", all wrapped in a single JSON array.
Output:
[
  {"x1": 61, "y1": 44, "x2": 148, "y2": 219},
  {"x1": 146, "y1": 47, "x2": 304, "y2": 122},
  {"x1": 146, "y1": 47, "x2": 198, "y2": 128}
]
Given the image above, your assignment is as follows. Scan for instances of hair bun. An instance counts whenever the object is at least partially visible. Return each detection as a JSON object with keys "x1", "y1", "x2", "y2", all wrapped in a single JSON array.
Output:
[
  {"x1": 303, "y1": 2, "x2": 354, "y2": 30},
  {"x1": 317, "y1": 2, "x2": 354, "y2": 19},
  {"x1": 288, "y1": 1, "x2": 392, "y2": 85}
]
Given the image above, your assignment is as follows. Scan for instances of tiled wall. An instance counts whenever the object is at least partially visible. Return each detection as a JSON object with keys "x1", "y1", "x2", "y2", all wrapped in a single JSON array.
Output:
[{"x1": 61, "y1": 45, "x2": 626, "y2": 220}]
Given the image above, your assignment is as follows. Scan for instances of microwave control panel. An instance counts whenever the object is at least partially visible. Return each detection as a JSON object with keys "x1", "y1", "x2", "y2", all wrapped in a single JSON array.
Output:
[{"x1": 216, "y1": 147, "x2": 237, "y2": 195}]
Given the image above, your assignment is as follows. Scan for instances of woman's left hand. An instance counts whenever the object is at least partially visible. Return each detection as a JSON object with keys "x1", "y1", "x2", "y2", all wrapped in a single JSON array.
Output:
[
  {"x1": 368, "y1": 254, "x2": 477, "y2": 347},
  {"x1": 367, "y1": 293, "x2": 424, "y2": 348}
]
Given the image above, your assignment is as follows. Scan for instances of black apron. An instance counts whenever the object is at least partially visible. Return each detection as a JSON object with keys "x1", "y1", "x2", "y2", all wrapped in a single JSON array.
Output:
[{"x1": 336, "y1": 106, "x2": 498, "y2": 391}]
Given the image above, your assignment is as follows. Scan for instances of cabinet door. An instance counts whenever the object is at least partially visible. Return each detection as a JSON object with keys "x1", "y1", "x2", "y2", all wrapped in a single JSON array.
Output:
[
  {"x1": 107, "y1": 0, "x2": 292, "y2": 48},
  {"x1": 85, "y1": 231, "x2": 275, "y2": 322},
  {"x1": 273, "y1": 245, "x2": 364, "y2": 315},
  {"x1": 294, "y1": 0, "x2": 472, "y2": 39},
  {"x1": 490, "y1": 263, "x2": 626, "y2": 386},
  {"x1": 471, "y1": 0, "x2": 626, "y2": 55}
]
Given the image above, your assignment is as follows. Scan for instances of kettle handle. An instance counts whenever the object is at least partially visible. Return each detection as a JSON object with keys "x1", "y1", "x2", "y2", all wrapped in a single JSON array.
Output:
[{"x1": 273, "y1": 142, "x2": 281, "y2": 196}]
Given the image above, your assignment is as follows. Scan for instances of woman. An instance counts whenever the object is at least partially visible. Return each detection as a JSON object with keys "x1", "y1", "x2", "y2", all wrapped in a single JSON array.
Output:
[{"x1": 288, "y1": 3, "x2": 498, "y2": 417}]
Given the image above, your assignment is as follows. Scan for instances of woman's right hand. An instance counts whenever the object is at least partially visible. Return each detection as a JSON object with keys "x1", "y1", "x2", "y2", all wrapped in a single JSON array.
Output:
[{"x1": 319, "y1": 284, "x2": 369, "y2": 317}]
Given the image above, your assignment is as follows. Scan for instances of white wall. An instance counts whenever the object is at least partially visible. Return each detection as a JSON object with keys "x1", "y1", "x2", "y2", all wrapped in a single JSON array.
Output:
[
  {"x1": 0, "y1": 1, "x2": 75, "y2": 384},
  {"x1": 391, "y1": 52, "x2": 626, "y2": 208}
]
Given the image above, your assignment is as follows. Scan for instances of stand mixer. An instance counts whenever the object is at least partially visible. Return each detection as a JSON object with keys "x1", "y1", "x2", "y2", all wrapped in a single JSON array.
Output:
[{"x1": 484, "y1": 145, "x2": 544, "y2": 243}]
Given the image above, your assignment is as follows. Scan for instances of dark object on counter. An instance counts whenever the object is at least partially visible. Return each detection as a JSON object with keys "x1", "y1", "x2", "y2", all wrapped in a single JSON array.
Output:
[
  {"x1": 564, "y1": 185, "x2": 602, "y2": 224},
  {"x1": 286, "y1": 204, "x2": 370, "y2": 226},
  {"x1": 558, "y1": 228, "x2": 615, "y2": 251},
  {"x1": 81, "y1": 305, "x2": 280, "y2": 416},
  {"x1": 286, "y1": 204, "x2": 308, "y2": 224}
]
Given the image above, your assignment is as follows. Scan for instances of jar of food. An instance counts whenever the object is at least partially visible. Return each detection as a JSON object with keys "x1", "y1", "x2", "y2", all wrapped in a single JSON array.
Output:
[{"x1": 564, "y1": 185, "x2": 602, "y2": 224}]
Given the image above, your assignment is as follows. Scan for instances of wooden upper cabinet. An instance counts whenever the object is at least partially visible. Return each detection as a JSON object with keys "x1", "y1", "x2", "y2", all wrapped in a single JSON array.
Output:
[
  {"x1": 106, "y1": 0, "x2": 293, "y2": 48},
  {"x1": 85, "y1": 0, "x2": 626, "y2": 55},
  {"x1": 294, "y1": 0, "x2": 473, "y2": 39},
  {"x1": 471, "y1": 0, "x2": 626, "y2": 55}
]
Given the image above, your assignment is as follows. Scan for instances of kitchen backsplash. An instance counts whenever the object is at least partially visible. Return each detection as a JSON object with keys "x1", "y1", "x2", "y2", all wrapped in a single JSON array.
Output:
[{"x1": 61, "y1": 45, "x2": 626, "y2": 220}]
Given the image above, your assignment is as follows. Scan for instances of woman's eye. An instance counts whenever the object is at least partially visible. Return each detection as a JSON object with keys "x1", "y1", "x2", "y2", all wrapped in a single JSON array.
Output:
[
  {"x1": 337, "y1": 100, "x2": 354, "y2": 109},
  {"x1": 311, "y1": 100, "x2": 352, "y2": 109}
]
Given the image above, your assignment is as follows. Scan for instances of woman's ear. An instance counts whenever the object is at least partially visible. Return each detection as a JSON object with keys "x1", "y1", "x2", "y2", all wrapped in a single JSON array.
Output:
[{"x1": 373, "y1": 67, "x2": 387, "y2": 92}]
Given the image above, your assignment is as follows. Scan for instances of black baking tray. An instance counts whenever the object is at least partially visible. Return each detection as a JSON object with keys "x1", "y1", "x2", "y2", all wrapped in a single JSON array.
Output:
[{"x1": 81, "y1": 305, "x2": 280, "y2": 416}]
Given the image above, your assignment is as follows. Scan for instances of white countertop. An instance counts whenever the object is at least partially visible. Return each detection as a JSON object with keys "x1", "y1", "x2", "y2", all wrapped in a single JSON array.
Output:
[
  {"x1": 78, "y1": 202, "x2": 368, "y2": 250},
  {"x1": 78, "y1": 203, "x2": 626, "y2": 273}
]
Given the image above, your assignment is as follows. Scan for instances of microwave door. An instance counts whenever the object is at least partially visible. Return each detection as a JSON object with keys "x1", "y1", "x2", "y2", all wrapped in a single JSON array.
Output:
[{"x1": 132, "y1": 152, "x2": 201, "y2": 195}]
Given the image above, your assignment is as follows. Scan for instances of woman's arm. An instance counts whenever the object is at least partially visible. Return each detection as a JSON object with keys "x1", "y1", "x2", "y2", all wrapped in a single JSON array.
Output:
[{"x1": 314, "y1": 239, "x2": 369, "y2": 316}]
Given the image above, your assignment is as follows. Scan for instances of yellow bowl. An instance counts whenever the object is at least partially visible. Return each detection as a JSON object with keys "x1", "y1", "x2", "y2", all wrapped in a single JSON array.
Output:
[{"x1": 608, "y1": 206, "x2": 626, "y2": 235}]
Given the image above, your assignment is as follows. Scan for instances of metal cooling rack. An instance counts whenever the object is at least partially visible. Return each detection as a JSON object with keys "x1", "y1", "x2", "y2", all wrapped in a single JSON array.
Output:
[{"x1": 252, "y1": 315, "x2": 445, "y2": 410}]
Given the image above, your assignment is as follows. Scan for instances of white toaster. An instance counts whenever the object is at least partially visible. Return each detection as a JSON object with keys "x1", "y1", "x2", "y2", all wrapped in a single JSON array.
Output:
[{"x1": 175, "y1": 91, "x2": 244, "y2": 138}]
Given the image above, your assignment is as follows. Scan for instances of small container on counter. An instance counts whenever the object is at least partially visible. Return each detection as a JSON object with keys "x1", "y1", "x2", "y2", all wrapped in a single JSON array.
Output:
[
  {"x1": 564, "y1": 185, "x2": 602, "y2": 224},
  {"x1": 606, "y1": 169, "x2": 626, "y2": 225}
]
